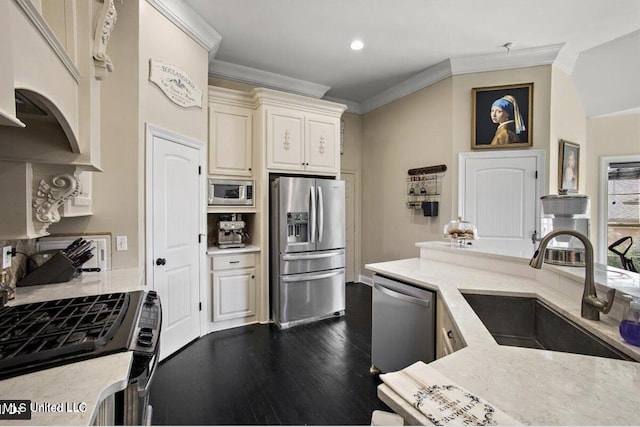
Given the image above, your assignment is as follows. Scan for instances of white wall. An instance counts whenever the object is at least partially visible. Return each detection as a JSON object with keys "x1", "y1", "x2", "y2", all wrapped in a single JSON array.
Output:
[
  {"x1": 50, "y1": 1, "x2": 209, "y2": 271},
  {"x1": 573, "y1": 30, "x2": 640, "y2": 117}
]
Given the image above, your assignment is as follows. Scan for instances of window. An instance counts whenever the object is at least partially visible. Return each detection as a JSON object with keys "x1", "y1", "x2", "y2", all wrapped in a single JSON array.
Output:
[{"x1": 607, "y1": 161, "x2": 640, "y2": 271}]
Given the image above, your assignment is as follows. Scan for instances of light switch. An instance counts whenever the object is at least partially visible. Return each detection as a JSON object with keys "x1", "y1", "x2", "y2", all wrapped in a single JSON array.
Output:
[
  {"x1": 2, "y1": 246, "x2": 11, "y2": 269},
  {"x1": 116, "y1": 236, "x2": 128, "y2": 251}
]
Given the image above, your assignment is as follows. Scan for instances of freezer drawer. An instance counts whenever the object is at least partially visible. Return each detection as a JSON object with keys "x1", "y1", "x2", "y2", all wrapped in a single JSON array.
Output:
[
  {"x1": 279, "y1": 249, "x2": 345, "y2": 275},
  {"x1": 274, "y1": 268, "x2": 345, "y2": 328},
  {"x1": 371, "y1": 274, "x2": 435, "y2": 373}
]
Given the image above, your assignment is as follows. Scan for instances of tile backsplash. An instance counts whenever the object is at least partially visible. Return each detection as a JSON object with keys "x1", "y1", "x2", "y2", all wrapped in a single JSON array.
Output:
[{"x1": 0, "y1": 239, "x2": 37, "y2": 300}]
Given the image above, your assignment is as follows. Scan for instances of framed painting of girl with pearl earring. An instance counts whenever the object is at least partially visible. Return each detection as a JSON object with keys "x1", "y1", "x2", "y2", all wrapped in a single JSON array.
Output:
[{"x1": 471, "y1": 83, "x2": 533, "y2": 149}]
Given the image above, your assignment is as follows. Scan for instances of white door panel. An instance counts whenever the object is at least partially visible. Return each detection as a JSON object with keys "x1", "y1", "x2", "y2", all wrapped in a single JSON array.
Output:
[
  {"x1": 461, "y1": 154, "x2": 539, "y2": 256},
  {"x1": 151, "y1": 130, "x2": 201, "y2": 360}
]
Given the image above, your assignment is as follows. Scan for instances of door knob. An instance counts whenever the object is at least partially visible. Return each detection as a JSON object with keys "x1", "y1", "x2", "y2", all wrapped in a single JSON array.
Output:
[{"x1": 155, "y1": 258, "x2": 166, "y2": 266}]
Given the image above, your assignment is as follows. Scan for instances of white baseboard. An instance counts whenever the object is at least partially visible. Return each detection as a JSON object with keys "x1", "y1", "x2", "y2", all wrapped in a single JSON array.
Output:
[{"x1": 358, "y1": 274, "x2": 373, "y2": 287}]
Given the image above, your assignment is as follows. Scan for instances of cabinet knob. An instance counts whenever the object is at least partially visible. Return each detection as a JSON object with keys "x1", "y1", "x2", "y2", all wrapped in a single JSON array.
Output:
[
  {"x1": 155, "y1": 258, "x2": 166, "y2": 266},
  {"x1": 251, "y1": 275, "x2": 255, "y2": 279},
  {"x1": 447, "y1": 330, "x2": 454, "y2": 339},
  {"x1": 248, "y1": 168, "x2": 252, "y2": 171}
]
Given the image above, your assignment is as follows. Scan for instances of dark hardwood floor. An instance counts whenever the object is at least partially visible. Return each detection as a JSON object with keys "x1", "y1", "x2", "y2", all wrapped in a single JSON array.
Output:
[{"x1": 149, "y1": 282, "x2": 390, "y2": 425}]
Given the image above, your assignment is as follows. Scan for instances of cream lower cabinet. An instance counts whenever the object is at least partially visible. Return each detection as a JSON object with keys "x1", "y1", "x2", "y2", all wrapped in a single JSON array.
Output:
[
  {"x1": 436, "y1": 297, "x2": 464, "y2": 358},
  {"x1": 210, "y1": 252, "x2": 258, "y2": 331}
]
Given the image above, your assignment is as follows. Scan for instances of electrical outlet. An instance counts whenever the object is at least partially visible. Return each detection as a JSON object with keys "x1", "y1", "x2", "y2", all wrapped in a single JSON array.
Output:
[
  {"x1": 2, "y1": 246, "x2": 12, "y2": 269},
  {"x1": 116, "y1": 236, "x2": 128, "y2": 251}
]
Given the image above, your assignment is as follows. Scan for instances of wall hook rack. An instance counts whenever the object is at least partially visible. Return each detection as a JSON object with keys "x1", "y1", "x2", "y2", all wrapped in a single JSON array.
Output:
[{"x1": 406, "y1": 164, "x2": 446, "y2": 216}]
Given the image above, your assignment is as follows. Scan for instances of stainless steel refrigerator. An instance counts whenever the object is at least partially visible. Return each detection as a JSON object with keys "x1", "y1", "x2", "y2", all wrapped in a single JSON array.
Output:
[{"x1": 270, "y1": 176, "x2": 346, "y2": 329}]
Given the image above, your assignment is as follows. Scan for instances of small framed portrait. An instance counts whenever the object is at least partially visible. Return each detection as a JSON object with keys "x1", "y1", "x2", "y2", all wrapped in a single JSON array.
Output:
[
  {"x1": 471, "y1": 83, "x2": 533, "y2": 149},
  {"x1": 559, "y1": 139, "x2": 580, "y2": 193}
]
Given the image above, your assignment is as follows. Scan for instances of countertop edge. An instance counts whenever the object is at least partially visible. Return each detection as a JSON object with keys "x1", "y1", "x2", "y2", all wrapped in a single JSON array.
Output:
[{"x1": 366, "y1": 252, "x2": 640, "y2": 426}]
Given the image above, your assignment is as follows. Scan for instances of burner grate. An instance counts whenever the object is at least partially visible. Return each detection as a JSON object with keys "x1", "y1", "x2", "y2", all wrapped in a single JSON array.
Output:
[{"x1": 0, "y1": 293, "x2": 130, "y2": 369}]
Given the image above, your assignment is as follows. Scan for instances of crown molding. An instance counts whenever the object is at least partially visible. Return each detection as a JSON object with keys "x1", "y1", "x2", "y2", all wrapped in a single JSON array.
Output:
[
  {"x1": 323, "y1": 96, "x2": 363, "y2": 115},
  {"x1": 209, "y1": 60, "x2": 331, "y2": 99},
  {"x1": 145, "y1": 0, "x2": 222, "y2": 59},
  {"x1": 450, "y1": 43, "x2": 564, "y2": 75},
  {"x1": 359, "y1": 59, "x2": 452, "y2": 114}
]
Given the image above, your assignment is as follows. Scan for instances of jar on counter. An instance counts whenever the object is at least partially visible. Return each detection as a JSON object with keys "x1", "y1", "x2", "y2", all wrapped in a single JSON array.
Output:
[{"x1": 620, "y1": 297, "x2": 640, "y2": 347}]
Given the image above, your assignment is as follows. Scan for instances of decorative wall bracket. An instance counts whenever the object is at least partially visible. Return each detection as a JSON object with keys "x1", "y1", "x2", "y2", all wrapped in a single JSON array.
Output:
[
  {"x1": 93, "y1": 0, "x2": 117, "y2": 80},
  {"x1": 31, "y1": 165, "x2": 82, "y2": 235}
]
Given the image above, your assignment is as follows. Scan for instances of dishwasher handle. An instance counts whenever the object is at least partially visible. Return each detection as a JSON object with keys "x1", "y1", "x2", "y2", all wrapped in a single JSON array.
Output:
[{"x1": 374, "y1": 282, "x2": 431, "y2": 308}]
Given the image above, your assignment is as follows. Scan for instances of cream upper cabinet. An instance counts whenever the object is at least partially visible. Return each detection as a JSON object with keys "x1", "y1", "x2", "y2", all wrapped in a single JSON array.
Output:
[
  {"x1": 208, "y1": 87, "x2": 255, "y2": 178},
  {"x1": 267, "y1": 108, "x2": 340, "y2": 174},
  {"x1": 209, "y1": 103, "x2": 253, "y2": 177},
  {"x1": 256, "y1": 88, "x2": 346, "y2": 176},
  {"x1": 267, "y1": 107, "x2": 305, "y2": 171},
  {"x1": 305, "y1": 113, "x2": 339, "y2": 173}
]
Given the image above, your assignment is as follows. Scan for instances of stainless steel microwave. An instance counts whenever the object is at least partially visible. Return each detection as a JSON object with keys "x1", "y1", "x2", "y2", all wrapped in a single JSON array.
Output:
[{"x1": 208, "y1": 179, "x2": 254, "y2": 206}]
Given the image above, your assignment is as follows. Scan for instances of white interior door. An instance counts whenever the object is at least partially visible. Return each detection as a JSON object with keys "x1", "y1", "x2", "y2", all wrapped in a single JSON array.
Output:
[
  {"x1": 460, "y1": 151, "x2": 542, "y2": 257},
  {"x1": 149, "y1": 126, "x2": 202, "y2": 360}
]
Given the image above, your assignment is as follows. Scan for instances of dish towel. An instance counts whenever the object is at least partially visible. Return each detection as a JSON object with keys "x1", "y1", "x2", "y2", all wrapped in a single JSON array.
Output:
[{"x1": 380, "y1": 362, "x2": 521, "y2": 426}]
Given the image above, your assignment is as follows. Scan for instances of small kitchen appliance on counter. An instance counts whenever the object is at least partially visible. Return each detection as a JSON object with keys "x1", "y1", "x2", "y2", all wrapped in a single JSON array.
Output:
[
  {"x1": 216, "y1": 217, "x2": 248, "y2": 249},
  {"x1": 539, "y1": 192, "x2": 590, "y2": 266}
]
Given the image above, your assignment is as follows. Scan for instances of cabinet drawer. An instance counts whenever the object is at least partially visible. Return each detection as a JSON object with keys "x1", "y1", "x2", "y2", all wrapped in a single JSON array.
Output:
[{"x1": 212, "y1": 253, "x2": 255, "y2": 270}]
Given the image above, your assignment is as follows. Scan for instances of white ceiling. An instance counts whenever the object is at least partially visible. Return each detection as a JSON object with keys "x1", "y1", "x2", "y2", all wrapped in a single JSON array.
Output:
[{"x1": 178, "y1": 0, "x2": 640, "y2": 112}]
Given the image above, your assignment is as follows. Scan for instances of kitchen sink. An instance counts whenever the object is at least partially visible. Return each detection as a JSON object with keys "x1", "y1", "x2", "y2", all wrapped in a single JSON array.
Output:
[{"x1": 462, "y1": 293, "x2": 634, "y2": 361}]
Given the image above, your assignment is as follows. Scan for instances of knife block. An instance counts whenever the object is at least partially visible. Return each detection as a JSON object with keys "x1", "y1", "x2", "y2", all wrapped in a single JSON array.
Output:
[{"x1": 17, "y1": 252, "x2": 79, "y2": 287}]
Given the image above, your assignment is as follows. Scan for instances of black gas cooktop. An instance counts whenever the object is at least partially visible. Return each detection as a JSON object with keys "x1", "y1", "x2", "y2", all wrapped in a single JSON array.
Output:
[{"x1": 0, "y1": 291, "x2": 149, "y2": 380}]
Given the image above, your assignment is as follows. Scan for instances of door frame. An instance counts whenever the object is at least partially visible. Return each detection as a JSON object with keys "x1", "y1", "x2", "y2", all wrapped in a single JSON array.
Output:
[
  {"x1": 458, "y1": 149, "x2": 546, "y2": 241},
  {"x1": 145, "y1": 123, "x2": 206, "y2": 334},
  {"x1": 598, "y1": 154, "x2": 640, "y2": 263},
  {"x1": 341, "y1": 169, "x2": 360, "y2": 283}
]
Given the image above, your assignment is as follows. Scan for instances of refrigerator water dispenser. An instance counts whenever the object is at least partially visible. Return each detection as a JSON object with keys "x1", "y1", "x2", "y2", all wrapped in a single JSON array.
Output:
[{"x1": 287, "y1": 212, "x2": 309, "y2": 243}]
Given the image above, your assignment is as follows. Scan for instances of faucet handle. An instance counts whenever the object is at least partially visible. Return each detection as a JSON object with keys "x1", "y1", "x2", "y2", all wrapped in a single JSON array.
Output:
[
  {"x1": 584, "y1": 287, "x2": 616, "y2": 315},
  {"x1": 601, "y1": 288, "x2": 616, "y2": 314}
]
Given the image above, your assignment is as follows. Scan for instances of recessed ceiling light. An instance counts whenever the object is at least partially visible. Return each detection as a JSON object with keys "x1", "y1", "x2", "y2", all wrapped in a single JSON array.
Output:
[{"x1": 350, "y1": 40, "x2": 364, "y2": 51}]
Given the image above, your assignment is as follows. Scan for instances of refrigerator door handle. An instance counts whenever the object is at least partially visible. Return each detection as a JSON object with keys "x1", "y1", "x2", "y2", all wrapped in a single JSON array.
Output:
[
  {"x1": 317, "y1": 185, "x2": 324, "y2": 243},
  {"x1": 281, "y1": 269, "x2": 343, "y2": 283},
  {"x1": 309, "y1": 185, "x2": 316, "y2": 243},
  {"x1": 373, "y1": 282, "x2": 431, "y2": 308},
  {"x1": 282, "y1": 250, "x2": 343, "y2": 261}
]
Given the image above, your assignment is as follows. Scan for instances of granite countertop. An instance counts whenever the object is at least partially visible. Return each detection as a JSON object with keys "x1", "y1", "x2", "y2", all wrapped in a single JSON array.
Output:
[
  {"x1": 0, "y1": 267, "x2": 144, "y2": 426},
  {"x1": 366, "y1": 243, "x2": 640, "y2": 426}
]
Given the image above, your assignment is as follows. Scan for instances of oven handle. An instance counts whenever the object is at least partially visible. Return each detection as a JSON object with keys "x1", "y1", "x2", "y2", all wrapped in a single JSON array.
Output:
[{"x1": 138, "y1": 348, "x2": 159, "y2": 396}]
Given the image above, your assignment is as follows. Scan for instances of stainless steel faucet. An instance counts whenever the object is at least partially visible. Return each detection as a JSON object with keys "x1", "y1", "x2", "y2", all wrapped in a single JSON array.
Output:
[{"x1": 529, "y1": 229, "x2": 616, "y2": 321}]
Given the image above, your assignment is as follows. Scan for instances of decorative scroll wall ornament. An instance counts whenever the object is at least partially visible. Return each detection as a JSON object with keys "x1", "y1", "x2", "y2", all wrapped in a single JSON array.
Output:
[
  {"x1": 32, "y1": 168, "x2": 81, "y2": 234},
  {"x1": 283, "y1": 130, "x2": 290, "y2": 150},
  {"x1": 318, "y1": 136, "x2": 326, "y2": 154},
  {"x1": 93, "y1": 0, "x2": 117, "y2": 80},
  {"x1": 149, "y1": 59, "x2": 203, "y2": 108}
]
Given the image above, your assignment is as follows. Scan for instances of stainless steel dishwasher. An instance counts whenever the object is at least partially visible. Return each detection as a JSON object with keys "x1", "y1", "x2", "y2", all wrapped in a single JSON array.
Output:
[{"x1": 371, "y1": 274, "x2": 436, "y2": 374}]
